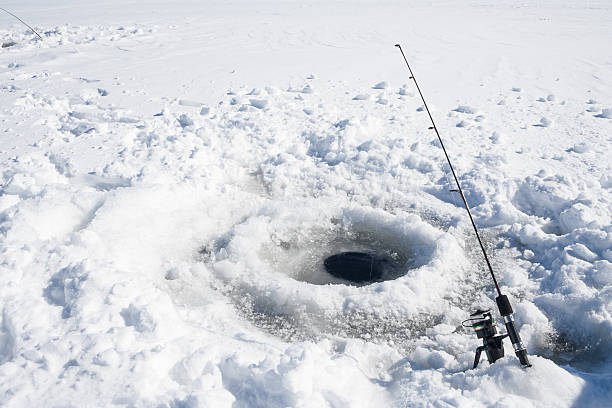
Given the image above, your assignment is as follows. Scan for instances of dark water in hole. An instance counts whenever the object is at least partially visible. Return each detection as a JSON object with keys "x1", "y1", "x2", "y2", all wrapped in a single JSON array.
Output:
[
  {"x1": 324, "y1": 251, "x2": 396, "y2": 283},
  {"x1": 282, "y1": 225, "x2": 418, "y2": 286}
]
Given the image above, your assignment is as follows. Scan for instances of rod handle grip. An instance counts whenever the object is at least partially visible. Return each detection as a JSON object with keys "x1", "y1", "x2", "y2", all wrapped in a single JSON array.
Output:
[{"x1": 496, "y1": 294, "x2": 513, "y2": 316}]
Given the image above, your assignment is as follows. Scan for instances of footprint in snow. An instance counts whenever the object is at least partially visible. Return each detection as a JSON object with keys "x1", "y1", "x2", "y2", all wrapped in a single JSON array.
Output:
[
  {"x1": 353, "y1": 94, "x2": 369, "y2": 101},
  {"x1": 372, "y1": 81, "x2": 388, "y2": 90},
  {"x1": 250, "y1": 99, "x2": 268, "y2": 109},
  {"x1": 595, "y1": 108, "x2": 612, "y2": 119},
  {"x1": 490, "y1": 131, "x2": 502, "y2": 144},
  {"x1": 453, "y1": 105, "x2": 477, "y2": 114},
  {"x1": 301, "y1": 85, "x2": 314, "y2": 94},
  {"x1": 585, "y1": 99, "x2": 599, "y2": 112},
  {"x1": 534, "y1": 117, "x2": 552, "y2": 127},
  {"x1": 567, "y1": 143, "x2": 589, "y2": 153},
  {"x1": 537, "y1": 94, "x2": 555, "y2": 102},
  {"x1": 512, "y1": 87, "x2": 522, "y2": 92},
  {"x1": 399, "y1": 85, "x2": 413, "y2": 96}
]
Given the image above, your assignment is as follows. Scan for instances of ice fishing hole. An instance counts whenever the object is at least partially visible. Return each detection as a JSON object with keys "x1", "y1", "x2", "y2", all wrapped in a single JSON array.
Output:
[
  {"x1": 203, "y1": 206, "x2": 440, "y2": 288},
  {"x1": 201, "y1": 204, "x2": 460, "y2": 344},
  {"x1": 324, "y1": 252, "x2": 385, "y2": 283},
  {"x1": 255, "y1": 216, "x2": 427, "y2": 286}
]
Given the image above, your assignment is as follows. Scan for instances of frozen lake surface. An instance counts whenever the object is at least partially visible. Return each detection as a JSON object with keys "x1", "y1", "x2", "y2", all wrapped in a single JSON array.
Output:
[{"x1": 0, "y1": 1, "x2": 611, "y2": 406}]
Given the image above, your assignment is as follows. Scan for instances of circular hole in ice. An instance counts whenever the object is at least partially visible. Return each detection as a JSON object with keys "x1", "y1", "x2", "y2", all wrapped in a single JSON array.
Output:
[
  {"x1": 206, "y1": 204, "x2": 447, "y2": 292},
  {"x1": 254, "y1": 217, "x2": 426, "y2": 286},
  {"x1": 203, "y1": 203, "x2": 465, "y2": 343},
  {"x1": 324, "y1": 251, "x2": 389, "y2": 283}
]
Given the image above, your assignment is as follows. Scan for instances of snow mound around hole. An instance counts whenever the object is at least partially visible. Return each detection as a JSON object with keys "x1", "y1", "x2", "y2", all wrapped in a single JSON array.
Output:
[{"x1": 205, "y1": 199, "x2": 467, "y2": 320}]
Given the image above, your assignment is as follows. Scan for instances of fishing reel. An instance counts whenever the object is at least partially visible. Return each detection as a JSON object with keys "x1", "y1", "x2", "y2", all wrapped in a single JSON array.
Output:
[
  {"x1": 464, "y1": 309, "x2": 508, "y2": 368},
  {"x1": 464, "y1": 296, "x2": 532, "y2": 369}
]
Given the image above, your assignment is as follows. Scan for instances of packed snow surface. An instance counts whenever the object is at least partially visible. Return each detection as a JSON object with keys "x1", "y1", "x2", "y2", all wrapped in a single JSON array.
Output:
[{"x1": 1, "y1": 1, "x2": 612, "y2": 407}]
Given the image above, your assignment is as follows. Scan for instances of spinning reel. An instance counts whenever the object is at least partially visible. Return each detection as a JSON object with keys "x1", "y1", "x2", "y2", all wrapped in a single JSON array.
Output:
[
  {"x1": 464, "y1": 297, "x2": 531, "y2": 369},
  {"x1": 464, "y1": 309, "x2": 508, "y2": 368}
]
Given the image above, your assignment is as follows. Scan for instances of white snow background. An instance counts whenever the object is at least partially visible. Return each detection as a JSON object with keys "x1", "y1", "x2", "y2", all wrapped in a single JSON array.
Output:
[{"x1": 1, "y1": 0, "x2": 611, "y2": 406}]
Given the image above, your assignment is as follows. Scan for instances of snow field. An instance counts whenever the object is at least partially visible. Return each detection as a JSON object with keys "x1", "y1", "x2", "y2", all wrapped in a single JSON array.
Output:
[{"x1": 1, "y1": 1, "x2": 612, "y2": 406}]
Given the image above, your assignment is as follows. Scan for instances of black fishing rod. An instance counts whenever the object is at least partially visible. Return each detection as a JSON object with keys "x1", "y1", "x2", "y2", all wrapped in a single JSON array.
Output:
[{"x1": 395, "y1": 43, "x2": 531, "y2": 368}]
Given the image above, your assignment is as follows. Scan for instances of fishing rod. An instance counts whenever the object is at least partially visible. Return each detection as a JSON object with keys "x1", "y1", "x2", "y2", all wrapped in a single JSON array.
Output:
[
  {"x1": 1, "y1": 7, "x2": 43, "y2": 41},
  {"x1": 394, "y1": 43, "x2": 531, "y2": 369}
]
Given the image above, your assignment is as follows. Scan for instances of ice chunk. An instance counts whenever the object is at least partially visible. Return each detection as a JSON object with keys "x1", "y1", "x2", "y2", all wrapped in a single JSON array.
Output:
[
  {"x1": 177, "y1": 113, "x2": 193, "y2": 127},
  {"x1": 250, "y1": 99, "x2": 268, "y2": 109}
]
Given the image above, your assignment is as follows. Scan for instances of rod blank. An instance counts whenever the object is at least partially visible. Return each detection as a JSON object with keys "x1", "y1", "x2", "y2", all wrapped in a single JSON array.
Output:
[{"x1": 394, "y1": 43, "x2": 501, "y2": 296}]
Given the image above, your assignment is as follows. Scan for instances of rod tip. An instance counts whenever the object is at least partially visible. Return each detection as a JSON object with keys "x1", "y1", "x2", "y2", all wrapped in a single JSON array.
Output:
[{"x1": 394, "y1": 44, "x2": 400, "y2": 47}]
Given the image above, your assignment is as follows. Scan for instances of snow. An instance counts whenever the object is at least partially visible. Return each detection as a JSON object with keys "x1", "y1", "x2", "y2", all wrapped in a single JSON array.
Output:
[
  {"x1": 454, "y1": 105, "x2": 478, "y2": 114},
  {"x1": 596, "y1": 108, "x2": 612, "y2": 119},
  {"x1": 1, "y1": 0, "x2": 612, "y2": 407}
]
